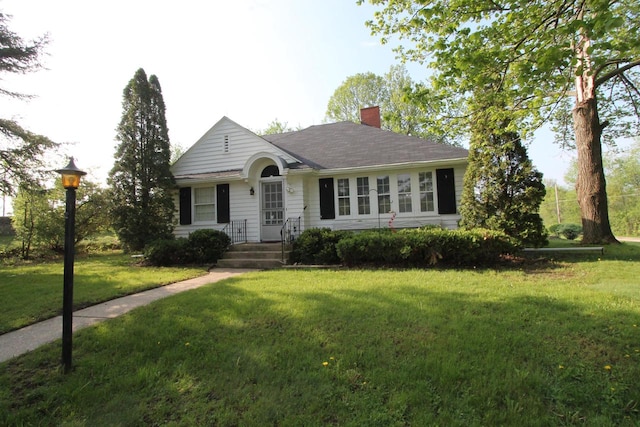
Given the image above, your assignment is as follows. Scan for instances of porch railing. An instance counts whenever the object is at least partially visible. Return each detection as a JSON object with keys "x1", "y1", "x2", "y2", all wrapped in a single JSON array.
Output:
[
  {"x1": 280, "y1": 216, "x2": 302, "y2": 263},
  {"x1": 222, "y1": 219, "x2": 247, "y2": 245}
]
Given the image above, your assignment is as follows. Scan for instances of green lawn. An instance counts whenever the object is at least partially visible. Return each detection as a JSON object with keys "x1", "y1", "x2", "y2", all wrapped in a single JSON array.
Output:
[
  {"x1": 0, "y1": 251, "x2": 208, "y2": 334},
  {"x1": 1, "y1": 243, "x2": 639, "y2": 425}
]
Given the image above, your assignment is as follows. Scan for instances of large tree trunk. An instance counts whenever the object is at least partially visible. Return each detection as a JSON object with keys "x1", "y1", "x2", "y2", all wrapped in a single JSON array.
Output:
[{"x1": 572, "y1": 98, "x2": 618, "y2": 244}]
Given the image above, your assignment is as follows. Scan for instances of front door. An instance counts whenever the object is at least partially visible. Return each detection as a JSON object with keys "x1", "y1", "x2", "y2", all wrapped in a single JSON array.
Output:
[{"x1": 261, "y1": 180, "x2": 284, "y2": 241}]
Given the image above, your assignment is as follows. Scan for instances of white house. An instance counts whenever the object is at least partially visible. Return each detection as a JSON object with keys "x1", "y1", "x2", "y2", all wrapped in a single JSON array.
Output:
[{"x1": 171, "y1": 107, "x2": 468, "y2": 243}]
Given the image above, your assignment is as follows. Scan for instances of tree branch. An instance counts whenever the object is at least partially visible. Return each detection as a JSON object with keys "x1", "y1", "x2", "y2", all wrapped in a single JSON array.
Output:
[{"x1": 595, "y1": 59, "x2": 640, "y2": 87}]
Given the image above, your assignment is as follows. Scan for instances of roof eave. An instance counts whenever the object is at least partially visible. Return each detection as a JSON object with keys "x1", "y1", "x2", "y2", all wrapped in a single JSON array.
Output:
[{"x1": 314, "y1": 158, "x2": 468, "y2": 176}]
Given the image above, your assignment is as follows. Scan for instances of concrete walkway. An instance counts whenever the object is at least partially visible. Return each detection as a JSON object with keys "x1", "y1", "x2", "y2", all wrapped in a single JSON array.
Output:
[{"x1": 0, "y1": 268, "x2": 255, "y2": 364}]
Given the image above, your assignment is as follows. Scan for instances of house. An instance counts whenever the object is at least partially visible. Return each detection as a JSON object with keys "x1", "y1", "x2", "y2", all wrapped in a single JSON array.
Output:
[{"x1": 171, "y1": 107, "x2": 468, "y2": 243}]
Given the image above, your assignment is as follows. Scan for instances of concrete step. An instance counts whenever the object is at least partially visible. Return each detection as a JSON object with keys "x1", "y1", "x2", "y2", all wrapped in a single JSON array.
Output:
[
  {"x1": 224, "y1": 251, "x2": 283, "y2": 260},
  {"x1": 216, "y1": 258, "x2": 284, "y2": 269},
  {"x1": 228, "y1": 243, "x2": 283, "y2": 252},
  {"x1": 219, "y1": 243, "x2": 291, "y2": 269}
]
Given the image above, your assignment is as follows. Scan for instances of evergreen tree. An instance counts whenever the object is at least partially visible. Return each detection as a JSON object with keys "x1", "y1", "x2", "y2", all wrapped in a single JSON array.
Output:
[
  {"x1": 460, "y1": 128, "x2": 547, "y2": 247},
  {"x1": 0, "y1": 12, "x2": 57, "y2": 196},
  {"x1": 108, "y1": 68, "x2": 175, "y2": 252}
]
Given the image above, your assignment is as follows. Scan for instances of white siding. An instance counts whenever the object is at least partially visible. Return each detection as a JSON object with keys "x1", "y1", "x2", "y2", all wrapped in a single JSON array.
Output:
[
  {"x1": 304, "y1": 164, "x2": 466, "y2": 232},
  {"x1": 174, "y1": 180, "x2": 261, "y2": 241},
  {"x1": 172, "y1": 117, "x2": 297, "y2": 177}
]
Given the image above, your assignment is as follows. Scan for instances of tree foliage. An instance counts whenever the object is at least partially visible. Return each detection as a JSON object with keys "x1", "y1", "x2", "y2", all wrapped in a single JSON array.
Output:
[
  {"x1": 538, "y1": 179, "x2": 582, "y2": 229},
  {"x1": 326, "y1": 65, "x2": 438, "y2": 140},
  {"x1": 258, "y1": 119, "x2": 300, "y2": 135},
  {"x1": 0, "y1": 12, "x2": 58, "y2": 196},
  {"x1": 108, "y1": 68, "x2": 175, "y2": 252},
  {"x1": 361, "y1": 0, "x2": 640, "y2": 244},
  {"x1": 605, "y1": 139, "x2": 640, "y2": 236},
  {"x1": 11, "y1": 180, "x2": 110, "y2": 258},
  {"x1": 460, "y1": 129, "x2": 547, "y2": 247}
]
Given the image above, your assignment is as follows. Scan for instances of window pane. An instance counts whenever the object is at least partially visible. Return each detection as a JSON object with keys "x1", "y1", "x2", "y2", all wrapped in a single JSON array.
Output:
[
  {"x1": 338, "y1": 178, "x2": 350, "y2": 197},
  {"x1": 377, "y1": 176, "x2": 389, "y2": 194},
  {"x1": 338, "y1": 178, "x2": 351, "y2": 216},
  {"x1": 419, "y1": 172, "x2": 434, "y2": 212},
  {"x1": 421, "y1": 192, "x2": 434, "y2": 212},
  {"x1": 339, "y1": 198, "x2": 351, "y2": 216},
  {"x1": 195, "y1": 187, "x2": 215, "y2": 204},
  {"x1": 194, "y1": 187, "x2": 215, "y2": 222},
  {"x1": 195, "y1": 204, "x2": 215, "y2": 222},
  {"x1": 378, "y1": 195, "x2": 391, "y2": 214},
  {"x1": 397, "y1": 174, "x2": 412, "y2": 213},
  {"x1": 358, "y1": 197, "x2": 370, "y2": 215},
  {"x1": 357, "y1": 177, "x2": 370, "y2": 214}
]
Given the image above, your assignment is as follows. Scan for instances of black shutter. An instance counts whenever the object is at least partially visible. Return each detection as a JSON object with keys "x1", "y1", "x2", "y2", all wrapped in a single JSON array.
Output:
[
  {"x1": 217, "y1": 184, "x2": 230, "y2": 224},
  {"x1": 319, "y1": 178, "x2": 335, "y2": 220},
  {"x1": 179, "y1": 187, "x2": 192, "y2": 225},
  {"x1": 436, "y1": 168, "x2": 457, "y2": 214}
]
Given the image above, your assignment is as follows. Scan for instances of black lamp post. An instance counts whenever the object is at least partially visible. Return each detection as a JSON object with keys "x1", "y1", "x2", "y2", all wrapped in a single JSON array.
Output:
[{"x1": 55, "y1": 157, "x2": 86, "y2": 373}]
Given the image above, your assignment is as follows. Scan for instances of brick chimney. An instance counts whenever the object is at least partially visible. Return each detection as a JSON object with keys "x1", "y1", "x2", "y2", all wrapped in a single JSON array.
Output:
[{"x1": 360, "y1": 106, "x2": 381, "y2": 128}]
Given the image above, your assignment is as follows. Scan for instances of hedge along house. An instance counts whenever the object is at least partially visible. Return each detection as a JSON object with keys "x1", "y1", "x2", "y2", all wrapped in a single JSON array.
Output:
[{"x1": 171, "y1": 107, "x2": 469, "y2": 244}]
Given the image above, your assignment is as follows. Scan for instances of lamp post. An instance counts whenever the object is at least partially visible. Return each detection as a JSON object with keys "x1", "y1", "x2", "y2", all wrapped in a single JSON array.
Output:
[{"x1": 55, "y1": 157, "x2": 86, "y2": 373}]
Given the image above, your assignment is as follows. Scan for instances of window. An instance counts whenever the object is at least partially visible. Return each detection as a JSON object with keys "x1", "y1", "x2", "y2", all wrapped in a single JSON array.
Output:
[
  {"x1": 337, "y1": 178, "x2": 351, "y2": 216},
  {"x1": 223, "y1": 135, "x2": 229, "y2": 153},
  {"x1": 397, "y1": 173, "x2": 412, "y2": 213},
  {"x1": 194, "y1": 187, "x2": 215, "y2": 222},
  {"x1": 419, "y1": 171, "x2": 435, "y2": 212},
  {"x1": 357, "y1": 177, "x2": 370, "y2": 214},
  {"x1": 377, "y1": 176, "x2": 391, "y2": 214}
]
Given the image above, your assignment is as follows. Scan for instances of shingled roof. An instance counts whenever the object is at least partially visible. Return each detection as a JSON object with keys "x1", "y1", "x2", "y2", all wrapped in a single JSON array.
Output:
[{"x1": 262, "y1": 121, "x2": 468, "y2": 170}]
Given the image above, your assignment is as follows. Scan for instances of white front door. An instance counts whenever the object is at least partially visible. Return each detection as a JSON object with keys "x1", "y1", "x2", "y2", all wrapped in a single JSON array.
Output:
[{"x1": 261, "y1": 180, "x2": 284, "y2": 241}]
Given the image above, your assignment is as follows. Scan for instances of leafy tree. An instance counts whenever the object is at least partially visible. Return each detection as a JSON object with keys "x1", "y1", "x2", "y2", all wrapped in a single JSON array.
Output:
[
  {"x1": 460, "y1": 125, "x2": 547, "y2": 247},
  {"x1": 259, "y1": 119, "x2": 299, "y2": 135},
  {"x1": 362, "y1": 0, "x2": 640, "y2": 244},
  {"x1": 108, "y1": 68, "x2": 175, "y2": 252},
  {"x1": 325, "y1": 65, "x2": 439, "y2": 140},
  {"x1": 11, "y1": 183, "x2": 48, "y2": 259},
  {"x1": 539, "y1": 179, "x2": 582, "y2": 230},
  {"x1": 325, "y1": 71, "x2": 387, "y2": 123},
  {"x1": 605, "y1": 139, "x2": 640, "y2": 236},
  {"x1": 12, "y1": 180, "x2": 111, "y2": 256},
  {"x1": 0, "y1": 12, "x2": 58, "y2": 196}
]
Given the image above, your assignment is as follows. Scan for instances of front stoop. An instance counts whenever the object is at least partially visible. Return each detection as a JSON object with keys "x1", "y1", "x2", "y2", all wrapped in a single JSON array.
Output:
[{"x1": 217, "y1": 243, "x2": 291, "y2": 269}]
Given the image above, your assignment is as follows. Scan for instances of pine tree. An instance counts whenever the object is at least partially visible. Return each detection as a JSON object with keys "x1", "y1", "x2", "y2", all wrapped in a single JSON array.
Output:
[
  {"x1": 108, "y1": 68, "x2": 174, "y2": 251},
  {"x1": 460, "y1": 129, "x2": 548, "y2": 247},
  {"x1": 0, "y1": 12, "x2": 57, "y2": 196}
]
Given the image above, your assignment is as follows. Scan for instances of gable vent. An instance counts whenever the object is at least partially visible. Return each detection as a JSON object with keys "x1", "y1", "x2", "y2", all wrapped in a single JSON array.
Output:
[{"x1": 223, "y1": 135, "x2": 229, "y2": 153}]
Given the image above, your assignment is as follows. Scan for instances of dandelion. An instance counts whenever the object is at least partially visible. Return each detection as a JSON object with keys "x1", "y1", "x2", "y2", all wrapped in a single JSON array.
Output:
[
  {"x1": 330, "y1": 357, "x2": 335, "y2": 361},
  {"x1": 322, "y1": 361, "x2": 329, "y2": 367},
  {"x1": 185, "y1": 342, "x2": 190, "y2": 346},
  {"x1": 604, "y1": 365, "x2": 612, "y2": 371},
  {"x1": 625, "y1": 354, "x2": 631, "y2": 358},
  {"x1": 558, "y1": 365, "x2": 565, "y2": 369}
]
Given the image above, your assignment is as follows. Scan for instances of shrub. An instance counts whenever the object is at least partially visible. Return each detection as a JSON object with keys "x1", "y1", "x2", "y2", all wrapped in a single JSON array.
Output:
[
  {"x1": 290, "y1": 228, "x2": 352, "y2": 264},
  {"x1": 187, "y1": 229, "x2": 231, "y2": 264},
  {"x1": 144, "y1": 229, "x2": 231, "y2": 266},
  {"x1": 559, "y1": 223, "x2": 582, "y2": 240},
  {"x1": 144, "y1": 238, "x2": 190, "y2": 266},
  {"x1": 335, "y1": 227, "x2": 519, "y2": 268}
]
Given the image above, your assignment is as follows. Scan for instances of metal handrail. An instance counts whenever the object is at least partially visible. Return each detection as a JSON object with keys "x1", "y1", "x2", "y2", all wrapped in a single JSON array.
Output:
[
  {"x1": 222, "y1": 219, "x2": 247, "y2": 245},
  {"x1": 280, "y1": 207, "x2": 306, "y2": 263}
]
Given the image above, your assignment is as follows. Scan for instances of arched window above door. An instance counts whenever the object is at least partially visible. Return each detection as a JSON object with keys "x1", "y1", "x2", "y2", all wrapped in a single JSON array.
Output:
[{"x1": 261, "y1": 165, "x2": 280, "y2": 177}]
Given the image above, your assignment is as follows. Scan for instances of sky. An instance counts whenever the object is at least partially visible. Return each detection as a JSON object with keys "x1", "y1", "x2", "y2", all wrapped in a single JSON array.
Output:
[{"x1": 0, "y1": 0, "x2": 596, "y2": 213}]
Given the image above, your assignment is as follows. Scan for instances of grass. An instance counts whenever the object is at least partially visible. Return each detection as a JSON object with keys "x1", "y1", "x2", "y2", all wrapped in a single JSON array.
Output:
[
  {"x1": 1, "y1": 242, "x2": 639, "y2": 425},
  {"x1": 0, "y1": 251, "x2": 208, "y2": 334}
]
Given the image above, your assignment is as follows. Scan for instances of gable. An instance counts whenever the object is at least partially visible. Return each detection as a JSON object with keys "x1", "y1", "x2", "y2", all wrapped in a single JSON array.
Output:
[{"x1": 172, "y1": 117, "x2": 299, "y2": 177}]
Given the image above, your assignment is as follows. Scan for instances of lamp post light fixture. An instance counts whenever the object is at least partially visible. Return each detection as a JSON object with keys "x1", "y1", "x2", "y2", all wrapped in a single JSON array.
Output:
[{"x1": 55, "y1": 157, "x2": 86, "y2": 374}]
